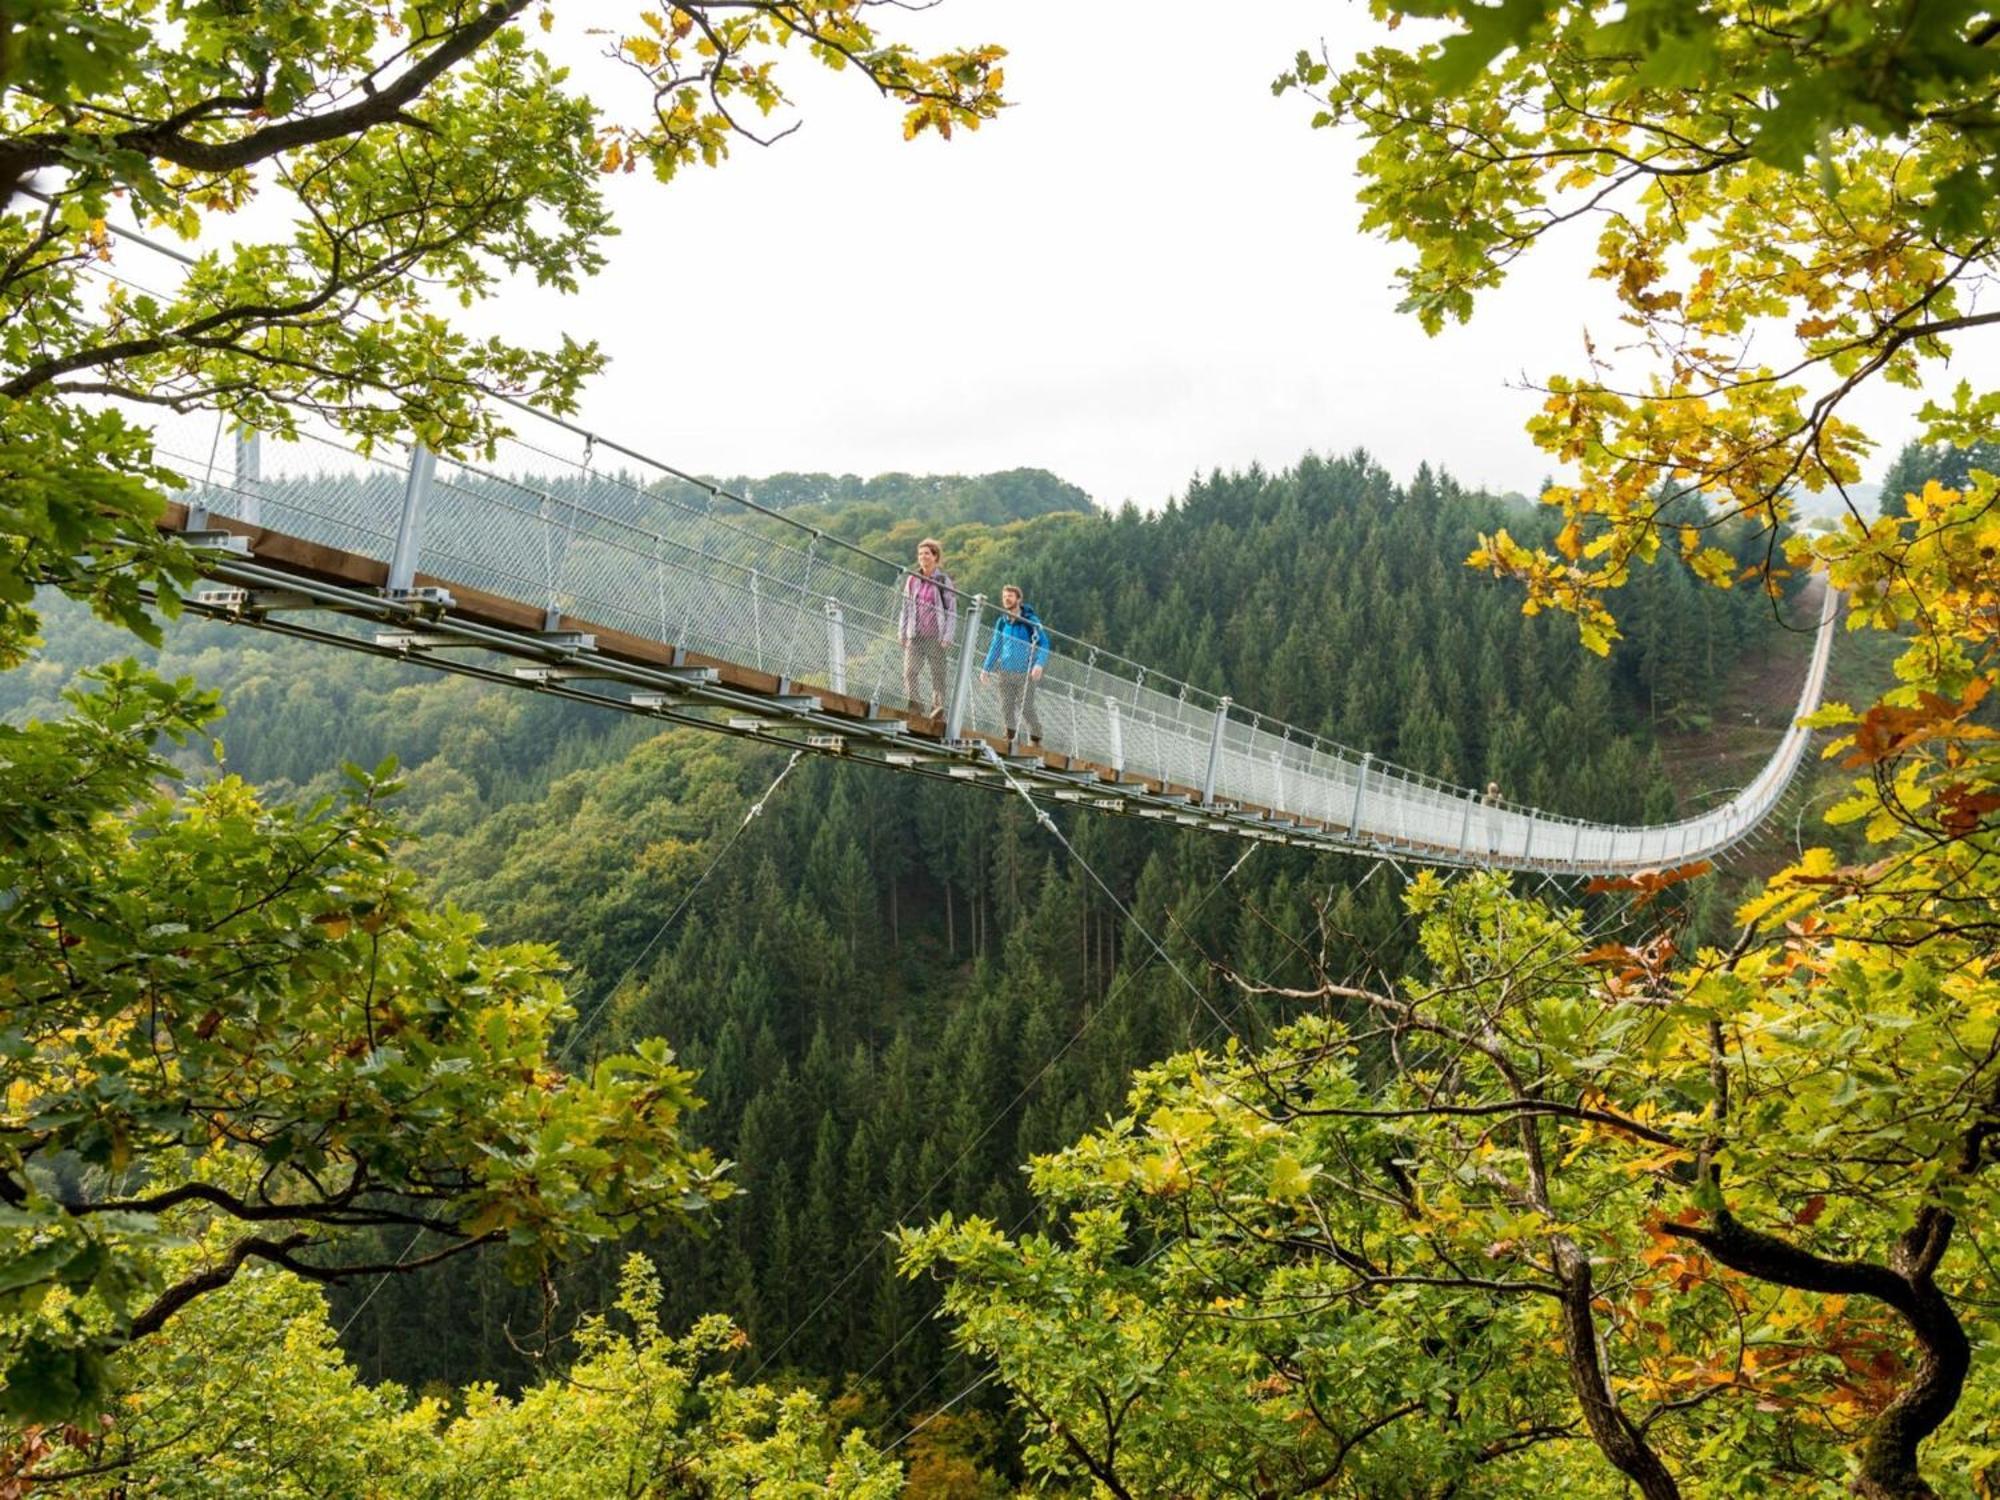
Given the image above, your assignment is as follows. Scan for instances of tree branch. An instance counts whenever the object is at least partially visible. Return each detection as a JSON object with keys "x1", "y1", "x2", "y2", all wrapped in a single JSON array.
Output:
[{"x1": 0, "y1": 2, "x2": 531, "y2": 212}]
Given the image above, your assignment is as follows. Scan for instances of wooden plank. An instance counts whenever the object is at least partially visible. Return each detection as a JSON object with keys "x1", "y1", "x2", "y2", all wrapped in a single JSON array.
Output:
[{"x1": 164, "y1": 501, "x2": 389, "y2": 591}]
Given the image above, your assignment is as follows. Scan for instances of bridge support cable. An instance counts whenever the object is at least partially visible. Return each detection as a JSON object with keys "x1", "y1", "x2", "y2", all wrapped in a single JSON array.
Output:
[
  {"x1": 747, "y1": 821, "x2": 1263, "y2": 1385},
  {"x1": 980, "y1": 743, "x2": 1245, "y2": 1044},
  {"x1": 560, "y1": 749, "x2": 805, "y2": 1064}
]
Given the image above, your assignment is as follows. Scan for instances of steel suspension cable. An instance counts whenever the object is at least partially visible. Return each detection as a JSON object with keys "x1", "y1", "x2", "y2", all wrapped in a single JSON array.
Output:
[
  {"x1": 980, "y1": 744, "x2": 1244, "y2": 1042},
  {"x1": 749, "y1": 827, "x2": 1262, "y2": 1383},
  {"x1": 562, "y1": 749, "x2": 804, "y2": 1062}
]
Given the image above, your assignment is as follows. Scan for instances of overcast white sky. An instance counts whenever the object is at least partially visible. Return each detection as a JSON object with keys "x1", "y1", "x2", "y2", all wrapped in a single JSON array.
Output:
[
  {"x1": 348, "y1": 4, "x2": 2000, "y2": 508},
  {"x1": 513, "y1": 1, "x2": 1596, "y2": 508}
]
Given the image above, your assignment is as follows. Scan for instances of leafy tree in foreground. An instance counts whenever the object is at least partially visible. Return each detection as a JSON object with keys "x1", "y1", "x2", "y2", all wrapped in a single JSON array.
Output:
[
  {"x1": 1054, "y1": 5, "x2": 2000, "y2": 1495},
  {"x1": 15, "y1": 1255, "x2": 897, "y2": 1496},
  {"x1": 0, "y1": 0, "x2": 1004, "y2": 1434},
  {"x1": 904, "y1": 876, "x2": 1951, "y2": 1497},
  {"x1": 0, "y1": 0, "x2": 1003, "y2": 659},
  {"x1": 0, "y1": 661, "x2": 727, "y2": 1422},
  {"x1": 1282, "y1": 0, "x2": 2000, "y2": 650}
]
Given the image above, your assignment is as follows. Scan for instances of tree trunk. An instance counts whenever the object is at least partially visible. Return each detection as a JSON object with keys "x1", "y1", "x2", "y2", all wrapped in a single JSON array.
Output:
[
  {"x1": 1554, "y1": 1239, "x2": 1680, "y2": 1500},
  {"x1": 1666, "y1": 1208, "x2": 1970, "y2": 1500},
  {"x1": 1853, "y1": 1217, "x2": 1969, "y2": 1499}
]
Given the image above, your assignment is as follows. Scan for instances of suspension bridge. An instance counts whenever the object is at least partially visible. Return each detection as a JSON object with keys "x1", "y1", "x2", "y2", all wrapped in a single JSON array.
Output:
[{"x1": 142, "y1": 395, "x2": 1837, "y2": 877}]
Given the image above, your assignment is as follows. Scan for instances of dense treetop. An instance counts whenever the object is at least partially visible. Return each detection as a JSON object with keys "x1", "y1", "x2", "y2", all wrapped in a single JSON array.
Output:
[{"x1": 1284, "y1": 0, "x2": 2000, "y2": 654}]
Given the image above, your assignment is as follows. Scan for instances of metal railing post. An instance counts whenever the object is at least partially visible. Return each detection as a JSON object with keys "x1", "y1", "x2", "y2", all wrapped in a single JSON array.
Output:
[
  {"x1": 1202, "y1": 696, "x2": 1231, "y2": 806},
  {"x1": 1349, "y1": 752, "x2": 1372, "y2": 836},
  {"x1": 825, "y1": 596, "x2": 846, "y2": 696},
  {"x1": 386, "y1": 441, "x2": 436, "y2": 596},
  {"x1": 537, "y1": 493, "x2": 561, "y2": 632},
  {"x1": 654, "y1": 536, "x2": 670, "y2": 644},
  {"x1": 1570, "y1": 820, "x2": 1584, "y2": 866},
  {"x1": 1457, "y1": 795, "x2": 1474, "y2": 855},
  {"x1": 234, "y1": 429, "x2": 261, "y2": 527},
  {"x1": 749, "y1": 570, "x2": 765, "y2": 670},
  {"x1": 945, "y1": 593, "x2": 985, "y2": 743},
  {"x1": 1106, "y1": 698, "x2": 1124, "y2": 773},
  {"x1": 1522, "y1": 813, "x2": 1536, "y2": 864}
]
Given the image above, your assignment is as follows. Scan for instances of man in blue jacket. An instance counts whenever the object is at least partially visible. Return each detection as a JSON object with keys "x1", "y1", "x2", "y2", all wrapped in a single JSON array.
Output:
[{"x1": 979, "y1": 583, "x2": 1048, "y2": 746}]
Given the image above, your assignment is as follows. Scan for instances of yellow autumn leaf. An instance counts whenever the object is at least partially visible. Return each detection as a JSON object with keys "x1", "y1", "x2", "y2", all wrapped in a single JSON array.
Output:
[{"x1": 1267, "y1": 1152, "x2": 1316, "y2": 1200}]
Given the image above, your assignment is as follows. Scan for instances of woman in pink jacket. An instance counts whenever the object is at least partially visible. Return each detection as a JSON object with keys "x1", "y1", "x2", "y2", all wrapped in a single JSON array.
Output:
[{"x1": 899, "y1": 537, "x2": 957, "y2": 717}]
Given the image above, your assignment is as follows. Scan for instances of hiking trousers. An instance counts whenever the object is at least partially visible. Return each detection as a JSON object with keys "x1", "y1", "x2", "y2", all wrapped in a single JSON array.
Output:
[
  {"x1": 903, "y1": 637, "x2": 948, "y2": 714},
  {"x1": 995, "y1": 672, "x2": 1042, "y2": 742}
]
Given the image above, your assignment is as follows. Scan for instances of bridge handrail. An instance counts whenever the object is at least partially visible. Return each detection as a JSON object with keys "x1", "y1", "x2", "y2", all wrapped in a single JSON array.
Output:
[{"x1": 143, "y1": 397, "x2": 1835, "y2": 875}]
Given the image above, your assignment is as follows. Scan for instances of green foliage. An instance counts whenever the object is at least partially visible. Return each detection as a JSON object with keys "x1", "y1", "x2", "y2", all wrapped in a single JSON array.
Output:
[
  {"x1": 1288, "y1": 0, "x2": 2000, "y2": 651},
  {"x1": 908, "y1": 868, "x2": 2000, "y2": 1495},
  {"x1": 436, "y1": 1255, "x2": 900, "y2": 1498},
  {"x1": 1877, "y1": 437, "x2": 2000, "y2": 518},
  {"x1": 0, "y1": 399, "x2": 191, "y2": 669},
  {"x1": 899, "y1": 878, "x2": 1676, "y2": 1494},
  {"x1": 0, "y1": 662, "x2": 726, "y2": 1422},
  {"x1": 22, "y1": 1256, "x2": 899, "y2": 1496}
]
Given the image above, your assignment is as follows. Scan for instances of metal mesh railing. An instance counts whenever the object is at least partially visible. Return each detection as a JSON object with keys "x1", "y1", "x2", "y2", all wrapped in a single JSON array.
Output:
[{"x1": 151, "y1": 402, "x2": 1837, "y2": 875}]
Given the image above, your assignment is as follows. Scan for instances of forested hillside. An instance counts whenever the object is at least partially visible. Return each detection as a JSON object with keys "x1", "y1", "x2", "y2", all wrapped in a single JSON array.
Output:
[{"x1": 17, "y1": 450, "x2": 1787, "y2": 1450}]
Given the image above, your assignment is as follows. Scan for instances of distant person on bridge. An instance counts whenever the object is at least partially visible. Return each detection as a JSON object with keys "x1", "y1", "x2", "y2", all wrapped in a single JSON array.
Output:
[
  {"x1": 899, "y1": 538, "x2": 957, "y2": 718},
  {"x1": 980, "y1": 584, "x2": 1048, "y2": 746}
]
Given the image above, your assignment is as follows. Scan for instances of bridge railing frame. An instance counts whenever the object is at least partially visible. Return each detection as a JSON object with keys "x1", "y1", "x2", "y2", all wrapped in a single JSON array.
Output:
[{"x1": 142, "y1": 400, "x2": 1835, "y2": 877}]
